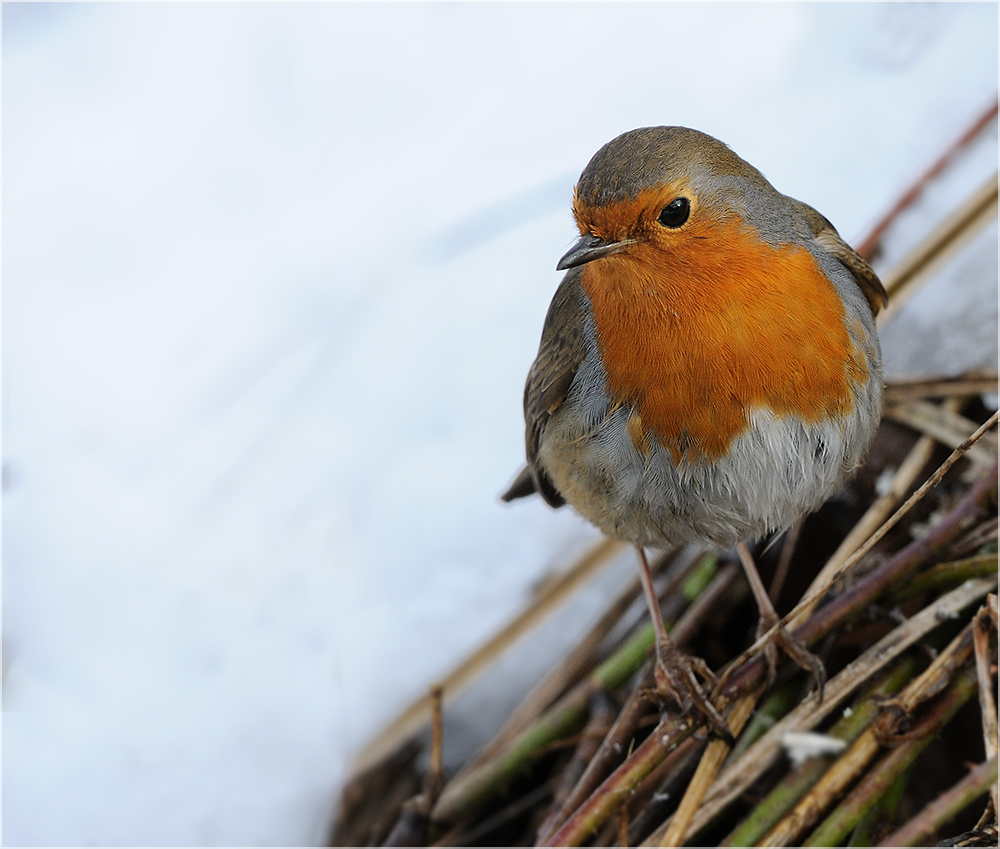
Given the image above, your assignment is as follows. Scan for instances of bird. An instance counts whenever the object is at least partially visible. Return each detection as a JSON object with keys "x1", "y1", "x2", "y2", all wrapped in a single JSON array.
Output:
[{"x1": 502, "y1": 126, "x2": 886, "y2": 737}]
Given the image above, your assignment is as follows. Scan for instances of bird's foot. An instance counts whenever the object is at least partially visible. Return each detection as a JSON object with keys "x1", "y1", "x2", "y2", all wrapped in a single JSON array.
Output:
[
  {"x1": 756, "y1": 616, "x2": 826, "y2": 699},
  {"x1": 648, "y1": 638, "x2": 733, "y2": 743}
]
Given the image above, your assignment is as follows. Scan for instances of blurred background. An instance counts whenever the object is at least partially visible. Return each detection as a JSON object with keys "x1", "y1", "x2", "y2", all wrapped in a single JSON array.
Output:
[{"x1": 3, "y1": 3, "x2": 997, "y2": 845}]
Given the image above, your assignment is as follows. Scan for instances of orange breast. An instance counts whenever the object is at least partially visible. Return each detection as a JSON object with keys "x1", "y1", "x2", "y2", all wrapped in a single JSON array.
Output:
[{"x1": 581, "y1": 218, "x2": 869, "y2": 462}]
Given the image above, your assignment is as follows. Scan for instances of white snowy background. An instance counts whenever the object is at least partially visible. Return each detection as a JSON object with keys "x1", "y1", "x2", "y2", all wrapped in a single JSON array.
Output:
[{"x1": 3, "y1": 3, "x2": 997, "y2": 845}]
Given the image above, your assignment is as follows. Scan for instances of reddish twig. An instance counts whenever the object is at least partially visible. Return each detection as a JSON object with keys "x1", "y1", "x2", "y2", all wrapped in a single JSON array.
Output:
[{"x1": 855, "y1": 99, "x2": 999, "y2": 260}]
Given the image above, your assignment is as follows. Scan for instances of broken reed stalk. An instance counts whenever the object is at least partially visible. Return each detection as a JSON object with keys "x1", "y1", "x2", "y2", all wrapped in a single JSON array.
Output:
[
  {"x1": 877, "y1": 755, "x2": 999, "y2": 847},
  {"x1": 803, "y1": 665, "x2": 979, "y2": 847},
  {"x1": 718, "y1": 654, "x2": 920, "y2": 847},
  {"x1": 973, "y1": 596, "x2": 999, "y2": 817},
  {"x1": 383, "y1": 685, "x2": 448, "y2": 846},
  {"x1": 759, "y1": 620, "x2": 980, "y2": 847},
  {"x1": 427, "y1": 685, "x2": 445, "y2": 804}
]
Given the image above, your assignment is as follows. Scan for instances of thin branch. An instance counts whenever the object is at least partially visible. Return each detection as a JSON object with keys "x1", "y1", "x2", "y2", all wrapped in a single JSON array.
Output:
[
  {"x1": 884, "y1": 400, "x2": 997, "y2": 467},
  {"x1": 789, "y1": 414, "x2": 998, "y2": 631},
  {"x1": 854, "y1": 99, "x2": 998, "y2": 261},
  {"x1": 877, "y1": 172, "x2": 999, "y2": 325}
]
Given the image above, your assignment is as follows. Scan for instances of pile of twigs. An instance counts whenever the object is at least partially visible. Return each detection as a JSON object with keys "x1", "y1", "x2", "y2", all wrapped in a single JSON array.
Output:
[{"x1": 331, "y1": 107, "x2": 999, "y2": 848}]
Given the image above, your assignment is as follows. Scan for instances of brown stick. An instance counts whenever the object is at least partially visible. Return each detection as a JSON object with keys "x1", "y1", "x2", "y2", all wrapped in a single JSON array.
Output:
[
  {"x1": 427, "y1": 684, "x2": 445, "y2": 807},
  {"x1": 535, "y1": 690, "x2": 618, "y2": 843},
  {"x1": 884, "y1": 371, "x2": 999, "y2": 403},
  {"x1": 656, "y1": 692, "x2": 759, "y2": 846}
]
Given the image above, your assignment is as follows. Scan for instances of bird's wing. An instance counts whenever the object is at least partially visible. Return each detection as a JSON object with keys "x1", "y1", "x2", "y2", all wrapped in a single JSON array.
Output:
[
  {"x1": 797, "y1": 202, "x2": 888, "y2": 317},
  {"x1": 502, "y1": 271, "x2": 589, "y2": 507}
]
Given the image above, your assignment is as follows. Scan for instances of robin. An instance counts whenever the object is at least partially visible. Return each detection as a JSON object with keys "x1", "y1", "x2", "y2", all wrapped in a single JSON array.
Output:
[{"x1": 503, "y1": 126, "x2": 886, "y2": 737}]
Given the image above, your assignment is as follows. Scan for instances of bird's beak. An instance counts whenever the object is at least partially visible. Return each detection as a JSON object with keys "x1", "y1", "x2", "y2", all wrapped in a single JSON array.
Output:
[{"x1": 556, "y1": 234, "x2": 634, "y2": 270}]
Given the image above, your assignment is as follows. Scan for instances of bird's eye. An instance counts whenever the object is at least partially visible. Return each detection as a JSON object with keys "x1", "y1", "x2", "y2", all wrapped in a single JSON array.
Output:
[{"x1": 657, "y1": 197, "x2": 690, "y2": 228}]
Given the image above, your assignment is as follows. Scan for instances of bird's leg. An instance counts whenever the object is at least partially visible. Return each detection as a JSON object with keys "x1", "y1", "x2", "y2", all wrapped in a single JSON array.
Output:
[
  {"x1": 635, "y1": 546, "x2": 732, "y2": 741},
  {"x1": 735, "y1": 541, "x2": 826, "y2": 697}
]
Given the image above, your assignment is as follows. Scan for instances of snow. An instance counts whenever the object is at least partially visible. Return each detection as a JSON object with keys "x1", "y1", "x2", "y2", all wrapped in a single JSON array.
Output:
[{"x1": 3, "y1": 4, "x2": 997, "y2": 845}]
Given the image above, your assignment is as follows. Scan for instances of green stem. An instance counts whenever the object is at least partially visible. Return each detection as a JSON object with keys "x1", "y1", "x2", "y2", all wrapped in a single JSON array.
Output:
[
  {"x1": 723, "y1": 681, "x2": 800, "y2": 767},
  {"x1": 847, "y1": 764, "x2": 911, "y2": 847},
  {"x1": 890, "y1": 553, "x2": 997, "y2": 603}
]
